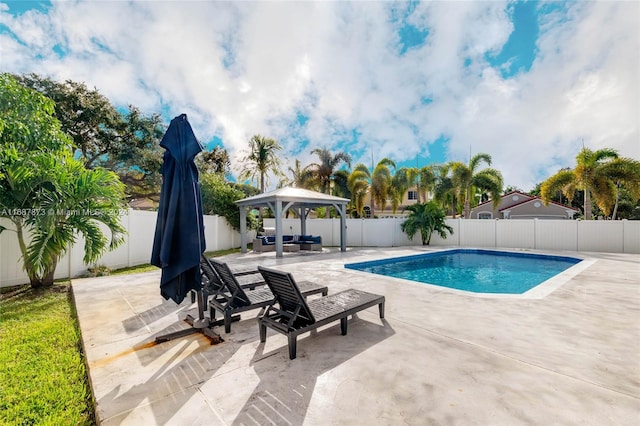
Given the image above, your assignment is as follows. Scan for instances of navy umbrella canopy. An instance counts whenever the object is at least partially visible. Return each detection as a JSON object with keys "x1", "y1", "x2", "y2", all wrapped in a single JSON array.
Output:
[{"x1": 151, "y1": 114, "x2": 206, "y2": 304}]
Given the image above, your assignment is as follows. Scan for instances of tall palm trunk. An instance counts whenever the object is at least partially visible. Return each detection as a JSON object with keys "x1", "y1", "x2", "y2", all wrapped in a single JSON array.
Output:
[{"x1": 584, "y1": 189, "x2": 592, "y2": 220}]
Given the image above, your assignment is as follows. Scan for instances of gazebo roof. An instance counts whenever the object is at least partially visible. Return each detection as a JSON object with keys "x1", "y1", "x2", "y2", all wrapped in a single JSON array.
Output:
[{"x1": 236, "y1": 187, "x2": 350, "y2": 208}]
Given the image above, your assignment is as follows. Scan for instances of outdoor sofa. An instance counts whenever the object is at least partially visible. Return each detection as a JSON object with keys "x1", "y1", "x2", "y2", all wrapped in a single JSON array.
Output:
[
  {"x1": 257, "y1": 266, "x2": 386, "y2": 360},
  {"x1": 252, "y1": 235, "x2": 322, "y2": 253}
]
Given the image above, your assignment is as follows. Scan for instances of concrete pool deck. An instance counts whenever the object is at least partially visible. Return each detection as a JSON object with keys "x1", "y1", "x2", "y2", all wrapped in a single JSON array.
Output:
[{"x1": 71, "y1": 247, "x2": 640, "y2": 425}]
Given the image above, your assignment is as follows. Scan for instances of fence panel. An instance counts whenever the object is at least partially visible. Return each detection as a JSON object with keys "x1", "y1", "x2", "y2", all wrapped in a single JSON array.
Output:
[
  {"x1": 1, "y1": 210, "x2": 243, "y2": 287},
  {"x1": 496, "y1": 220, "x2": 535, "y2": 249},
  {"x1": 535, "y1": 220, "x2": 578, "y2": 251},
  {"x1": 623, "y1": 220, "x2": 640, "y2": 253},
  {"x1": 578, "y1": 220, "x2": 624, "y2": 253},
  {"x1": 4, "y1": 213, "x2": 638, "y2": 287},
  {"x1": 459, "y1": 219, "x2": 496, "y2": 247}
]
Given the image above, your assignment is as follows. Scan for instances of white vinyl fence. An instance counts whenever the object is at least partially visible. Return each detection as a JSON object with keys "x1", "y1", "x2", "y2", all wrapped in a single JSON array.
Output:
[
  {"x1": 0, "y1": 209, "x2": 249, "y2": 287},
  {"x1": 3, "y1": 213, "x2": 637, "y2": 287},
  {"x1": 265, "y1": 218, "x2": 640, "y2": 255}
]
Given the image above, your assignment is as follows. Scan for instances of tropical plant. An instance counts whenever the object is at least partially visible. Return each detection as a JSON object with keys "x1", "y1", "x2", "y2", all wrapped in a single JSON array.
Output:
[
  {"x1": 238, "y1": 134, "x2": 283, "y2": 193},
  {"x1": 401, "y1": 201, "x2": 454, "y2": 245},
  {"x1": 450, "y1": 153, "x2": 503, "y2": 218},
  {"x1": 1, "y1": 73, "x2": 126, "y2": 287},
  {"x1": 540, "y1": 148, "x2": 640, "y2": 220}
]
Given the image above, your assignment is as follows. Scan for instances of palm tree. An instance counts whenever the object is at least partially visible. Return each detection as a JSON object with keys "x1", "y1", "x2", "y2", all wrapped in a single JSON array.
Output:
[
  {"x1": 371, "y1": 158, "x2": 396, "y2": 213},
  {"x1": 417, "y1": 165, "x2": 438, "y2": 202},
  {"x1": 306, "y1": 147, "x2": 352, "y2": 194},
  {"x1": 238, "y1": 134, "x2": 283, "y2": 193},
  {"x1": 2, "y1": 151, "x2": 126, "y2": 287},
  {"x1": 389, "y1": 167, "x2": 415, "y2": 214},
  {"x1": 348, "y1": 164, "x2": 371, "y2": 217},
  {"x1": 602, "y1": 158, "x2": 640, "y2": 219},
  {"x1": 401, "y1": 201, "x2": 454, "y2": 245},
  {"x1": 280, "y1": 158, "x2": 313, "y2": 189},
  {"x1": 541, "y1": 148, "x2": 639, "y2": 220},
  {"x1": 451, "y1": 153, "x2": 503, "y2": 219},
  {"x1": 433, "y1": 162, "x2": 462, "y2": 218}
]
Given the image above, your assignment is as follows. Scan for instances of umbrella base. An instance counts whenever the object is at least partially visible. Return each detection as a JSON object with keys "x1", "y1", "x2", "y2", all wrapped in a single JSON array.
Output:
[{"x1": 154, "y1": 313, "x2": 240, "y2": 345}]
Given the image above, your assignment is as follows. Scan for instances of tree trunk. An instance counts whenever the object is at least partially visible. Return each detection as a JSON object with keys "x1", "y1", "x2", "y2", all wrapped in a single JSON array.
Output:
[
  {"x1": 463, "y1": 187, "x2": 471, "y2": 219},
  {"x1": 584, "y1": 189, "x2": 592, "y2": 220},
  {"x1": 611, "y1": 183, "x2": 620, "y2": 220}
]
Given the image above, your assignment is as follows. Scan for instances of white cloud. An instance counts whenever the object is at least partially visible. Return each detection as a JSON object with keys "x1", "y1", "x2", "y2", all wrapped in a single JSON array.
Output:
[{"x1": 0, "y1": 0, "x2": 637, "y2": 191}]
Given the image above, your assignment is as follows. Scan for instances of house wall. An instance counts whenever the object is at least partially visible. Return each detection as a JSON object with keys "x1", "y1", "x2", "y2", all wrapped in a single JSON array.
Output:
[
  {"x1": 504, "y1": 201, "x2": 574, "y2": 219},
  {"x1": 362, "y1": 185, "x2": 427, "y2": 217}
]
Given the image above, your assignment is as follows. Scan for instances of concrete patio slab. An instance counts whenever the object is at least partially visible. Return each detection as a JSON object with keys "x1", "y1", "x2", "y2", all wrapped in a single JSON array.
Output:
[{"x1": 71, "y1": 247, "x2": 640, "y2": 425}]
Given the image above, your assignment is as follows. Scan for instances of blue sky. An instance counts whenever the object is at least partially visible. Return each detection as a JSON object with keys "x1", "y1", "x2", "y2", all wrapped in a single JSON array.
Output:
[{"x1": 1, "y1": 1, "x2": 638, "y2": 191}]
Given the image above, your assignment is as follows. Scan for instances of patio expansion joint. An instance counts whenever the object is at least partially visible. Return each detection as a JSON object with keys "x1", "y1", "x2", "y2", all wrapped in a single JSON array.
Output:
[{"x1": 394, "y1": 318, "x2": 640, "y2": 401}]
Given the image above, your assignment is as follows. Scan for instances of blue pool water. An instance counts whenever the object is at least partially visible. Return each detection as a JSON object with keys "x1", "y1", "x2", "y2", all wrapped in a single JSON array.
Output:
[{"x1": 345, "y1": 249, "x2": 582, "y2": 294}]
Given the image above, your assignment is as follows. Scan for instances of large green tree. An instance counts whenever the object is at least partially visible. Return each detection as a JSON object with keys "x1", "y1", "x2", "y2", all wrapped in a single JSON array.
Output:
[
  {"x1": 196, "y1": 146, "x2": 231, "y2": 177},
  {"x1": 238, "y1": 134, "x2": 283, "y2": 193},
  {"x1": 0, "y1": 73, "x2": 126, "y2": 287},
  {"x1": 13, "y1": 73, "x2": 165, "y2": 202},
  {"x1": 200, "y1": 172, "x2": 259, "y2": 231},
  {"x1": 541, "y1": 148, "x2": 640, "y2": 220},
  {"x1": 401, "y1": 201, "x2": 454, "y2": 245}
]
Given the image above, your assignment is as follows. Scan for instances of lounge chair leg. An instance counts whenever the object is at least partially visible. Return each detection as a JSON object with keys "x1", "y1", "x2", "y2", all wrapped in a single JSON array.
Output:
[
  {"x1": 210, "y1": 307, "x2": 216, "y2": 320},
  {"x1": 378, "y1": 301, "x2": 385, "y2": 319},
  {"x1": 259, "y1": 322, "x2": 267, "y2": 343},
  {"x1": 288, "y1": 335, "x2": 297, "y2": 360},
  {"x1": 224, "y1": 313, "x2": 232, "y2": 333},
  {"x1": 340, "y1": 317, "x2": 348, "y2": 335}
]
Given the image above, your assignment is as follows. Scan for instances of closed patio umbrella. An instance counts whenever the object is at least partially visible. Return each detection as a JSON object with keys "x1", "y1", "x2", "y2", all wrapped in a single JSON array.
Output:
[{"x1": 151, "y1": 113, "x2": 205, "y2": 304}]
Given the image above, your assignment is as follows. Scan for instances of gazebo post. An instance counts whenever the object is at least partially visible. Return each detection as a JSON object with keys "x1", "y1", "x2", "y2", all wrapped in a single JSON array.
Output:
[
  {"x1": 300, "y1": 207, "x2": 308, "y2": 236},
  {"x1": 239, "y1": 207, "x2": 247, "y2": 253},
  {"x1": 339, "y1": 203, "x2": 347, "y2": 252},
  {"x1": 275, "y1": 200, "x2": 283, "y2": 258}
]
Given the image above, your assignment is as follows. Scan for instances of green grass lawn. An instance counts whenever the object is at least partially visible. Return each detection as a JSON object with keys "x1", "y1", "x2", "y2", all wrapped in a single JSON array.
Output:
[
  {"x1": 0, "y1": 283, "x2": 95, "y2": 425},
  {"x1": 0, "y1": 247, "x2": 242, "y2": 425}
]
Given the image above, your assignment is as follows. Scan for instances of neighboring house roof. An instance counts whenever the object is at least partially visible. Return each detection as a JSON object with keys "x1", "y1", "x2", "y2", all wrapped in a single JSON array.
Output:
[
  {"x1": 499, "y1": 196, "x2": 579, "y2": 213},
  {"x1": 470, "y1": 191, "x2": 579, "y2": 219}
]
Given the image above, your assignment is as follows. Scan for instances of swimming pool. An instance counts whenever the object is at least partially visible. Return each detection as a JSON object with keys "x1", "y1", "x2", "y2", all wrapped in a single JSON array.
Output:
[{"x1": 344, "y1": 249, "x2": 583, "y2": 295}]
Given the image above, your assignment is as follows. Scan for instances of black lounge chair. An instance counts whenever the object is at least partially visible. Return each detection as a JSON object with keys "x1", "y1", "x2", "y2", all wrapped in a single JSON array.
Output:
[
  {"x1": 200, "y1": 255, "x2": 263, "y2": 295},
  {"x1": 257, "y1": 266, "x2": 385, "y2": 359},
  {"x1": 208, "y1": 259, "x2": 328, "y2": 333}
]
